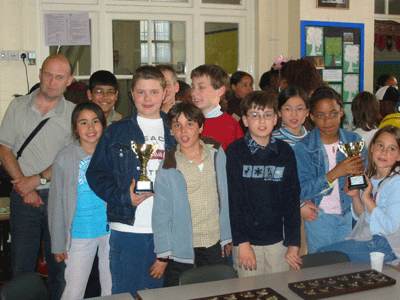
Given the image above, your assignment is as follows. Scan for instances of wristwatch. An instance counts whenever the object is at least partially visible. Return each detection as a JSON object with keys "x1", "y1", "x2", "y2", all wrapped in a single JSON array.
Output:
[{"x1": 39, "y1": 172, "x2": 47, "y2": 185}]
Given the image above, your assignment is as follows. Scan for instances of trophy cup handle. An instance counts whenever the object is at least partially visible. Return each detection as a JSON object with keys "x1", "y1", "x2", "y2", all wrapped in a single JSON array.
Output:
[
  {"x1": 338, "y1": 142, "x2": 348, "y2": 157},
  {"x1": 131, "y1": 141, "x2": 138, "y2": 156},
  {"x1": 359, "y1": 139, "x2": 365, "y2": 152}
]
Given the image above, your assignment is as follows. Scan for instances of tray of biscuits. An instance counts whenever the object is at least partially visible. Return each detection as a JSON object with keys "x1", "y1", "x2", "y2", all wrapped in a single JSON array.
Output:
[
  {"x1": 189, "y1": 287, "x2": 287, "y2": 300},
  {"x1": 288, "y1": 269, "x2": 396, "y2": 299}
]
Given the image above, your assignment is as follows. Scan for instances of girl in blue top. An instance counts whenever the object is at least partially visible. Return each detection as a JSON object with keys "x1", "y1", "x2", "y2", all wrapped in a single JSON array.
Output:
[
  {"x1": 294, "y1": 87, "x2": 366, "y2": 254},
  {"x1": 272, "y1": 86, "x2": 309, "y2": 148},
  {"x1": 317, "y1": 126, "x2": 400, "y2": 264},
  {"x1": 48, "y1": 102, "x2": 111, "y2": 300}
]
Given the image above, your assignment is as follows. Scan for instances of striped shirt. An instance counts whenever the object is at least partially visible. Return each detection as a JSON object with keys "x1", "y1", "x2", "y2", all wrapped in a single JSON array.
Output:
[{"x1": 272, "y1": 125, "x2": 308, "y2": 148}]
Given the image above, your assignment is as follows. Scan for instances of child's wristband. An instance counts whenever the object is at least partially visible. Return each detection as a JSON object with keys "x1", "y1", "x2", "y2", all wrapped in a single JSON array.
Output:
[{"x1": 157, "y1": 257, "x2": 169, "y2": 263}]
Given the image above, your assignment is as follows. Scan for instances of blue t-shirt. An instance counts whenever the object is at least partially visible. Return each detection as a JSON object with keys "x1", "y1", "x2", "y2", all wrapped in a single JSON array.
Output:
[{"x1": 71, "y1": 157, "x2": 109, "y2": 239}]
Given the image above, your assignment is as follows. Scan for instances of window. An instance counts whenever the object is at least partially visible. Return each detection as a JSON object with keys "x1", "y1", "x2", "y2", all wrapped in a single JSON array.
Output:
[
  {"x1": 141, "y1": 21, "x2": 173, "y2": 65},
  {"x1": 375, "y1": 0, "x2": 400, "y2": 15},
  {"x1": 40, "y1": 0, "x2": 254, "y2": 117}
]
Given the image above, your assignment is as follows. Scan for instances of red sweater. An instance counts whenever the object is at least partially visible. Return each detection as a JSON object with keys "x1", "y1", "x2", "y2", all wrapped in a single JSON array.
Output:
[{"x1": 201, "y1": 113, "x2": 244, "y2": 150}]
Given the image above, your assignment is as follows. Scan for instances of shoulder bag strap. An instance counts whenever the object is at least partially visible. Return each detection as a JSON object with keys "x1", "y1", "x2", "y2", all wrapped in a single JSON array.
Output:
[{"x1": 16, "y1": 117, "x2": 50, "y2": 160}]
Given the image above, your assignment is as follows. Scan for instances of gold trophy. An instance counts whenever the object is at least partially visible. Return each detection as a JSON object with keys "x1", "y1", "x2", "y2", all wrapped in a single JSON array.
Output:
[
  {"x1": 131, "y1": 142, "x2": 158, "y2": 194},
  {"x1": 338, "y1": 140, "x2": 367, "y2": 190}
]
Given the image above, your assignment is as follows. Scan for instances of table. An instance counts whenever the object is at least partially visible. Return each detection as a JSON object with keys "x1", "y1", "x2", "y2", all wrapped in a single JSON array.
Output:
[
  {"x1": 84, "y1": 292, "x2": 134, "y2": 300},
  {"x1": 137, "y1": 262, "x2": 400, "y2": 300}
]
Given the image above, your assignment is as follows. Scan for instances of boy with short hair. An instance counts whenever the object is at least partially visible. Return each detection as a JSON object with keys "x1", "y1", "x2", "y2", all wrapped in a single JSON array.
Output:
[
  {"x1": 225, "y1": 91, "x2": 302, "y2": 277},
  {"x1": 191, "y1": 64, "x2": 244, "y2": 150},
  {"x1": 155, "y1": 65, "x2": 180, "y2": 114},
  {"x1": 152, "y1": 101, "x2": 232, "y2": 287},
  {"x1": 86, "y1": 66, "x2": 177, "y2": 297},
  {"x1": 87, "y1": 70, "x2": 122, "y2": 126}
]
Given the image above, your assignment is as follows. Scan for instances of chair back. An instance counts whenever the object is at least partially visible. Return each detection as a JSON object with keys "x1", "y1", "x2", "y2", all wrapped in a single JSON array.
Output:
[
  {"x1": 0, "y1": 272, "x2": 50, "y2": 300},
  {"x1": 301, "y1": 251, "x2": 350, "y2": 269},
  {"x1": 179, "y1": 265, "x2": 238, "y2": 285}
]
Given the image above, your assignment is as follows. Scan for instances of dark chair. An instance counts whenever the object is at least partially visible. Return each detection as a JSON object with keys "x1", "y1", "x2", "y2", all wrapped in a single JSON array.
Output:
[
  {"x1": 179, "y1": 265, "x2": 238, "y2": 285},
  {"x1": 0, "y1": 272, "x2": 50, "y2": 300},
  {"x1": 301, "y1": 251, "x2": 350, "y2": 269}
]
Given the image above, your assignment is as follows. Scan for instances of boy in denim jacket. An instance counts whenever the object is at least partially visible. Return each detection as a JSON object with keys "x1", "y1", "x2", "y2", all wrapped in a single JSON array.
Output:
[{"x1": 86, "y1": 66, "x2": 177, "y2": 297}]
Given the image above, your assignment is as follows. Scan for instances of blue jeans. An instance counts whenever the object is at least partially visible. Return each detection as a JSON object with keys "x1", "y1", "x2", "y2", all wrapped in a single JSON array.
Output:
[
  {"x1": 10, "y1": 189, "x2": 65, "y2": 300},
  {"x1": 109, "y1": 230, "x2": 163, "y2": 297},
  {"x1": 317, "y1": 235, "x2": 397, "y2": 262},
  {"x1": 304, "y1": 209, "x2": 352, "y2": 254}
]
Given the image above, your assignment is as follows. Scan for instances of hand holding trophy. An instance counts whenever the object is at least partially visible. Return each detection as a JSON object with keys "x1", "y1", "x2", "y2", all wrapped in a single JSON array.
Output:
[
  {"x1": 338, "y1": 140, "x2": 367, "y2": 190},
  {"x1": 131, "y1": 141, "x2": 158, "y2": 194}
]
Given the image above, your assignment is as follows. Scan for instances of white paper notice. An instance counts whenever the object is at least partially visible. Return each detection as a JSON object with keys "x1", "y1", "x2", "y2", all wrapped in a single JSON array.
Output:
[
  {"x1": 69, "y1": 13, "x2": 90, "y2": 45},
  {"x1": 44, "y1": 14, "x2": 68, "y2": 46},
  {"x1": 323, "y1": 69, "x2": 342, "y2": 82},
  {"x1": 44, "y1": 13, "x2": 90, "y2": 46}
]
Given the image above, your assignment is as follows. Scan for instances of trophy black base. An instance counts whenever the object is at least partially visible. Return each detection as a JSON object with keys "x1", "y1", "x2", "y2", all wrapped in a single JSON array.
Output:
[
  {"x1": 348, "y1": 174, "x2": 368, "y2": 190},
  {"x1": 134, "y1": 181, "x2": 154, "y2": 194}
]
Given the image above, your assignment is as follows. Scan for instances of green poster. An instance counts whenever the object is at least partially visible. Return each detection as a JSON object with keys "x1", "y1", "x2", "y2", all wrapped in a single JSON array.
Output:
[{"x1": 325, "y1": 37, "x2": 342, "y2": 67}]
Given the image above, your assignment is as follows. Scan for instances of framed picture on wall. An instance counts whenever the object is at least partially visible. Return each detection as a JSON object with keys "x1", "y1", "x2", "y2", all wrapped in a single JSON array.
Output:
[{"x1": 317, "y1": 0, "x2": 349, "y2": 9}]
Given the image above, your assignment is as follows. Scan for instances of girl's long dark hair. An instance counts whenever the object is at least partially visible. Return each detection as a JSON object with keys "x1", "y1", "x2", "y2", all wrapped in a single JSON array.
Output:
[
  {"x1": 351, "y1": 92, "x2": 379, "y2": 131},
  {"x1": 366, "y1": 125, "x2": 400, "y2": 185}
]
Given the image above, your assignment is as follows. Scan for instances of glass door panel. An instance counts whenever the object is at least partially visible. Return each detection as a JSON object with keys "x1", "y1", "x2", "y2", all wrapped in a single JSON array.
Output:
[
  {"x1": 389, "y1": 0, "x2": 400, "y2": 15},
  {"x1": 112, "y1": 20, "x2": 185, "y2": 74},
  {"x1": 205, "y1": 22, "x2": 238, "y2": 74},
  {"x1": 115, "y1": 79, "x2": 134, "y2": 119},
  {"x1": 112, "y1": 20, "x2": 142, "y2": 75}
]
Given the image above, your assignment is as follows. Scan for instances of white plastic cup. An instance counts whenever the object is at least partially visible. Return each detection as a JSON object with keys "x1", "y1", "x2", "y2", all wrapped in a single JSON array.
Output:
[{"x1": 370, "y1": 252, "x2": 385, "y2": 272}]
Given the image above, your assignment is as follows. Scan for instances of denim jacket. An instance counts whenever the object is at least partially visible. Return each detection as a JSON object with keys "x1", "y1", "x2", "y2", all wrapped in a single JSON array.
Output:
[
  {"x1": 86, "y1": 109, "x2": 177, "y2": 225},
  {"x1": 293, "y1": 127, "x2": 367, "y2": 214}
]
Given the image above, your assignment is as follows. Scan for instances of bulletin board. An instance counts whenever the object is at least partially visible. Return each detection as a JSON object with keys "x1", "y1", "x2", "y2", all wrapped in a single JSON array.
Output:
[{"x1": 301, "y1": 20, "x2": 364, "y2": 130}]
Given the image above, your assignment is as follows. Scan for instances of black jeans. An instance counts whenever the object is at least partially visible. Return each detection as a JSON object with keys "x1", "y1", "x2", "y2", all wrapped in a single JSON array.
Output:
[
  {"x1": 10, "y1": 189, "x2": 65, "y2": 300},
  {"x1": 163, "y1": 242, "x2": 227, "y2": 287}
]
